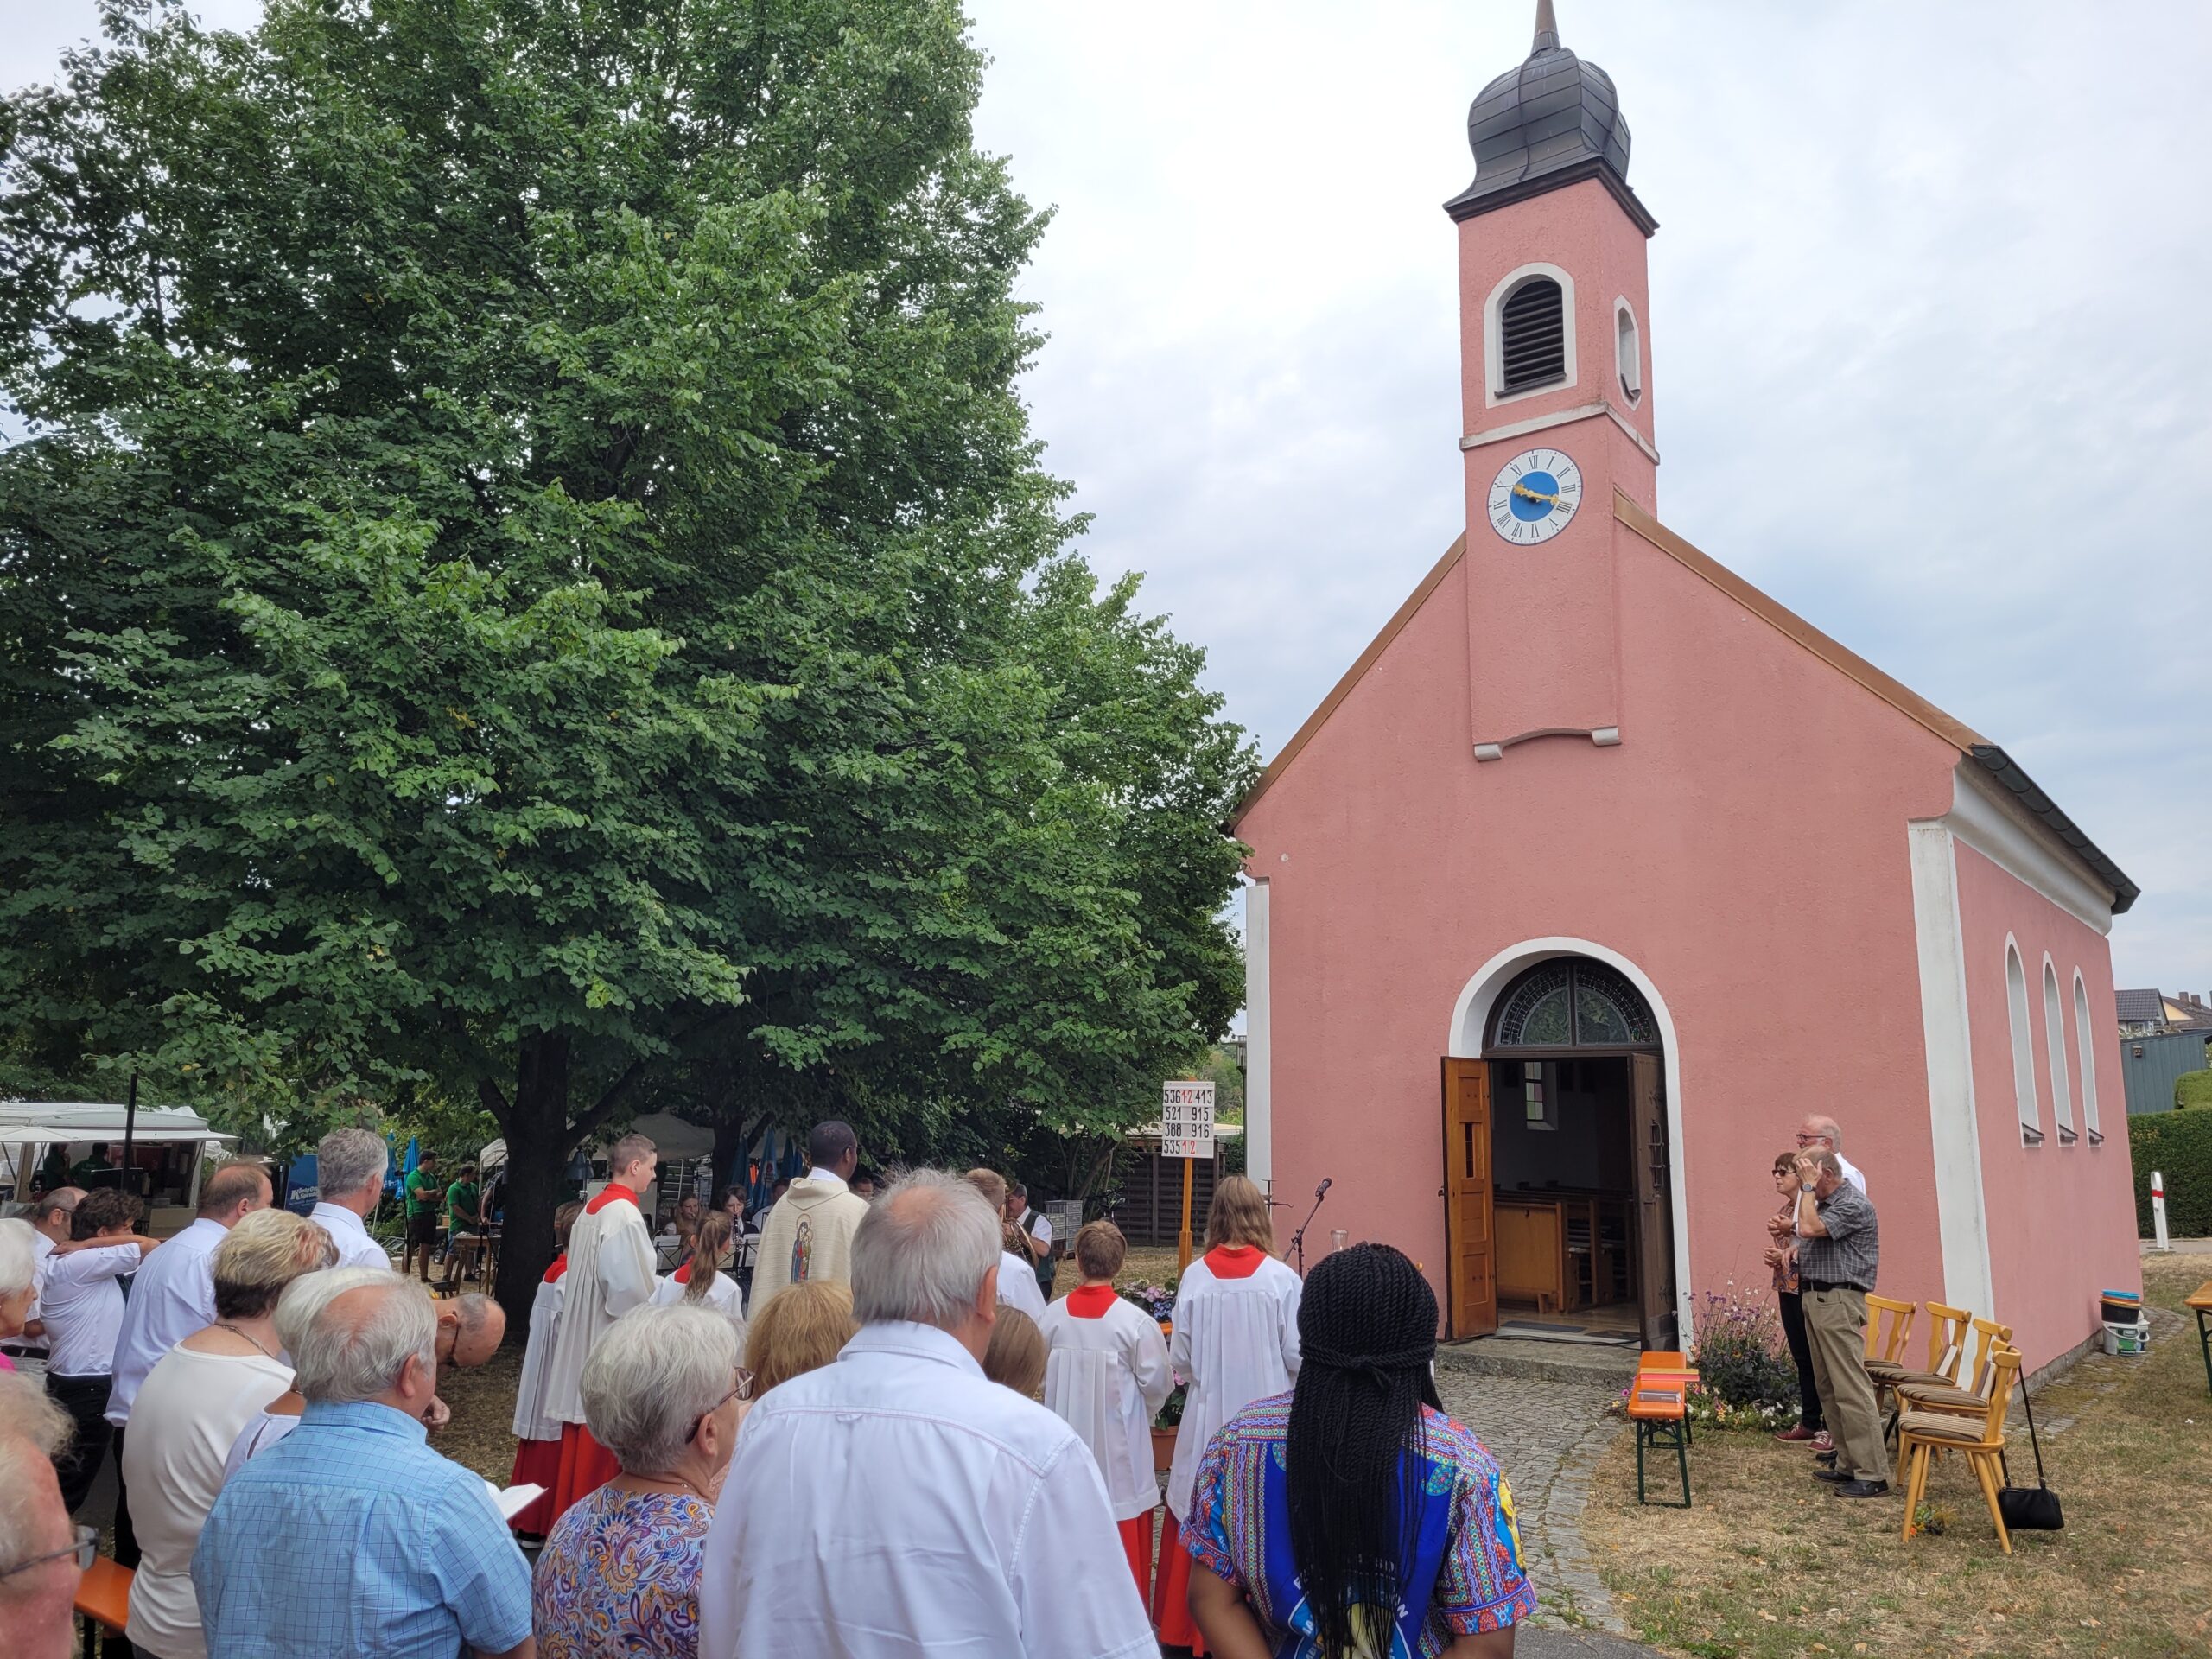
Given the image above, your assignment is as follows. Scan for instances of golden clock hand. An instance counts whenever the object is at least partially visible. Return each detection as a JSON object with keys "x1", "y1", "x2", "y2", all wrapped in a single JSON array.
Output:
[{"x1": 1510, "y1": 483, "x2": 1565, "y2": 507}]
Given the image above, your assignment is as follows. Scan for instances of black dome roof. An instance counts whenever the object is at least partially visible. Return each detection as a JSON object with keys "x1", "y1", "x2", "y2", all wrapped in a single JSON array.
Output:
[{"x1": 1444, "y1": 2, "x2": 1652, "y2": 232}]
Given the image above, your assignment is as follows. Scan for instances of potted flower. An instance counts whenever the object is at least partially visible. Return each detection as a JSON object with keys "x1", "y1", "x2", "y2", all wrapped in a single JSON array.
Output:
[{"x1": 1151, "y1": 1382, "x2": 1185, "y2": 1471}]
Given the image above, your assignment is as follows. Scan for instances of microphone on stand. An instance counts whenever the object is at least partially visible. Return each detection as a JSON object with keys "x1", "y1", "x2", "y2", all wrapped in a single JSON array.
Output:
[{"x1": 1289, "y1": 1177, "x2": 1333, "y2": 1275}]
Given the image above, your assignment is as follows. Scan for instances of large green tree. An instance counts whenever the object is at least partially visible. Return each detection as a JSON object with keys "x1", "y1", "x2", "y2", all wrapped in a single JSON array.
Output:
[{"x1": 0, "y1": 0, "x2": 1251, "y2": 1318}]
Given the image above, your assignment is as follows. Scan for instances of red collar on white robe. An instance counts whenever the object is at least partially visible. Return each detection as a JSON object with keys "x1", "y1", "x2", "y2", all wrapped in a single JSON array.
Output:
[
  {"x1": 1204, "y1": 1245, "x2": 1264, "y2": 1279},
  {"x1": 585, "y1": 1185, "x2": 639, "y2": 1216},
  {"x1": 543, "y1": 1254, "x2": 569, "y2": 1284},
  {"x1": 1065, "y1": 1284, "x2": 1119, "y2": 1319}
]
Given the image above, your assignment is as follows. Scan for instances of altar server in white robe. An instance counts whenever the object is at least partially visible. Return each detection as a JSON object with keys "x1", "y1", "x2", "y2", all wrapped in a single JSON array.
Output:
[
  {"x1": 1156, "y1": 1175, "x2": 1302, "y2": 1653},
  {"x1": 701, "y1": 1169, "x2": 1154, "y2": 1659},
  {"x1": 650, "y1": 1207, "x2": 748, "y2": 1341},
  {"x1": 541, "y1": 1133, "x2": 658, "y2": 1522},
  {"x1": 1039, "y1": 1219, "x2": 1173, "y2": 1603},
  {"x1": 502, "y1": 1198, "x2": 583, "y2": 1534}
]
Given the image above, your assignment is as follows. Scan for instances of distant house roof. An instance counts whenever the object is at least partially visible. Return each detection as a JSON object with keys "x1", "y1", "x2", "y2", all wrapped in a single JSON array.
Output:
[
  {"x1": 1230, "y1": 490, "x2": 2141, "y2": 916},
  {"x1": 2115, "y1": 988, "x2": 2167, "y2": 1025}
]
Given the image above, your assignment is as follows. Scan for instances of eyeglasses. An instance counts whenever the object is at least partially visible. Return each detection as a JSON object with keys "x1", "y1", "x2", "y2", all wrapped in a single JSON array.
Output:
[
  {"x1": 685, "y1": 1368, "x2": 755, "y2": 1443},
  {"x1": 1793, "y1": 1132, "x2": 1829, "y2": 1145},
  {"x1": 0, "y1": 1526, "x2": 96, "y2": 1582}
]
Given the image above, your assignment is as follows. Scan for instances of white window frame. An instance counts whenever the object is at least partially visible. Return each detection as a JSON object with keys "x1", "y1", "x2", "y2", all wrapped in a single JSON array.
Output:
[
  {"x1": 2041, "y1": 957, "x2": 2075, "y2": 1143},
  {"x1": 1613, "y1": 297, "x2": 1642, "y2": 404},
  {"x1": 2072, "y1": 971, "x2": 2102, "y2": 1145},
  {"x1": 2005, "y1": 939, "x2": 2042, "y2": 1145},
  {"x1": 1484, "y1": 262, "x2": 1578, "y2": 408}
]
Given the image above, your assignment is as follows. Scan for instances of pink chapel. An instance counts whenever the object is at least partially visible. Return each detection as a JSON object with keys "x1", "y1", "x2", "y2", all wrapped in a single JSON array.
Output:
[{"x1": 1236, "y1": 3, "x2": 2140, "y2": 1373}]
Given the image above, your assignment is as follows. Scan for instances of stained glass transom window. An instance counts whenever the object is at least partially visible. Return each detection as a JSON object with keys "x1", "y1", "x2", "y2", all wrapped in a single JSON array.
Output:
[{"x1": 1490, "y1": 959, "x2": 1657, "y2": 1050}]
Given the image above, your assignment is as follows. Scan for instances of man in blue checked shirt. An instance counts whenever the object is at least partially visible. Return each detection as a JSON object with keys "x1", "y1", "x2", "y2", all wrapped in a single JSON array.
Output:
[{"x1": 193, "y1": 1268, "x2": 535, "y2": 1659}]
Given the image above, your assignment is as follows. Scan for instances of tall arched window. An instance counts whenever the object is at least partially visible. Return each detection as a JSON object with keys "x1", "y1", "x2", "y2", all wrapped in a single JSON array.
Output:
[
  {"x1": 2005, "y1": 943, "x2": 2042, "y2": 1144},
  {"x1": 1615, "y1": 300, "x2": 1642, "y2": 404},
  {"x1": 2042, "y1": 960, "x2": 2075, "y2": 1143},
  {"x1": 2072, "y1": 973, "x2": 2102, "y2": 1144},
  {"x1": 1499, "y1": 276, "x2": 1567, "y2": 393}
]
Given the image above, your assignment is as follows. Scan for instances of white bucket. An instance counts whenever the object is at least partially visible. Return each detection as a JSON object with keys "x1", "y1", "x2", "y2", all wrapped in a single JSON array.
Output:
[{"x1": 2101, "y1": 1319, "x2": 2150, "y2": 1357}]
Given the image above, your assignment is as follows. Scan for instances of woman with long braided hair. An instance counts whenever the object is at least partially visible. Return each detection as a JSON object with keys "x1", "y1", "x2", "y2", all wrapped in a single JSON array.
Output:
[{"x1": 1180, "y1": 1243, "x2": 1535, "y2": 1657}]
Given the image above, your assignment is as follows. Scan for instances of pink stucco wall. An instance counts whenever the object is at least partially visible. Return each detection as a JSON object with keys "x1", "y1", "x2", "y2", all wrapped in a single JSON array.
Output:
[
  {"x1": 1952, "y1": 842, "x2": 2139, "y2": 1366},
  {"x1": 1239, "y1": 513, "x2": 1967, "y2": 1336}
]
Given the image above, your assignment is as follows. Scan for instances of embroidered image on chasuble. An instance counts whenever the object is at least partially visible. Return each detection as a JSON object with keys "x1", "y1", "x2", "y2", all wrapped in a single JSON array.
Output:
[{"x1": 791, "y1": 1214, "x2": 813, "y2": 1284}]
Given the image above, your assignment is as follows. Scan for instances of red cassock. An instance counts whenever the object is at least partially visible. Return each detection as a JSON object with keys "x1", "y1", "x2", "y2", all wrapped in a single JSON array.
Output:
[
  {"x1": 539, "y1": 1185, "x2": 642, "y2": 1525},
  {"x1": 1152, "y1": 1514, "x2": 1206, "y2": 1656}
]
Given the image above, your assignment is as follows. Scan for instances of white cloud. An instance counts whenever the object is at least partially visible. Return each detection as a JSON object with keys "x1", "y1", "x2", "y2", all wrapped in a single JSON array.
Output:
[{"x1": 6, "y1": 0, "x2": 2208, "y2": 991}]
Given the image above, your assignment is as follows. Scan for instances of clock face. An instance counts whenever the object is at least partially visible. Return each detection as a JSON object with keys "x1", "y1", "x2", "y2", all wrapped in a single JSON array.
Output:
[{"x1": 1486, "y1": 448, "x2": 1583, "y2": 545}]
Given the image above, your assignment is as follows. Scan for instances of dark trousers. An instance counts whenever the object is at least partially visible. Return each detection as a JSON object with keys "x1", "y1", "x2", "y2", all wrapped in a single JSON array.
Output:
[
  {"x1": 111, "y1": 1425, "x2": 142, "y2": 1567},
  {"x1": 46, "y1": 1370, "x2": 113, "y2": 1514},
  {"x1": 1777, "y1": 1290, "x2": 1825, "y2": 1433}
]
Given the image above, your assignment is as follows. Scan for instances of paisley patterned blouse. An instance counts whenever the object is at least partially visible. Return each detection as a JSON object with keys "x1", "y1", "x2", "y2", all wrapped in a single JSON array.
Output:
[
  {"x1": 533, "y1": 1484, "x2": 712, "y2": 1658},
  {"x1": 1185, "y1": 1395, "x2": 1536, "y2": 1658}
]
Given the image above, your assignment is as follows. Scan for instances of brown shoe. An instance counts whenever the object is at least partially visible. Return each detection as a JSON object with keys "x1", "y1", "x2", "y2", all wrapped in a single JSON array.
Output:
[{"x1": 1774, "y1": 1424, "x2": 1817, "y2": 1444}]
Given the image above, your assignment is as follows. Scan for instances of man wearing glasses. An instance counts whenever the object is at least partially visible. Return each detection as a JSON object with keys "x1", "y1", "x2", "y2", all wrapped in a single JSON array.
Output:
[
  {"x1": 1793, "y1": 1116, "x2": 1866, "y2": 1195},
  {"x1": 0, "y1": 1371, "x2": 89, "y2": 1659}
]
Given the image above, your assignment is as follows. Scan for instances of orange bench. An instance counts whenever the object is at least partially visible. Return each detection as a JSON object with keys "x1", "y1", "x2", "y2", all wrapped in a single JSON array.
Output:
[
  {"x1": 1630, "y1": 1351, "x2": 1694, "y2": 1506},
  {"x1": 2189, "y1": 1281, "x2": 2212, "y2": 1395},
  {"x1": 75, "y1": 1554, "x2": 132, "y2": 1655}
]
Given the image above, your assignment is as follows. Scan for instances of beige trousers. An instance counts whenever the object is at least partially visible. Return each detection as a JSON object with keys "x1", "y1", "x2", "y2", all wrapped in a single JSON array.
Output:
[{"x1": 1802, "y1": 1286, "x2": 1890, "y2": 1484}]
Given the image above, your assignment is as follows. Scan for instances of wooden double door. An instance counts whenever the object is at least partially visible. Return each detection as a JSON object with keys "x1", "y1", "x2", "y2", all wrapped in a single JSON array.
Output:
[{"x1": 1441, "y1": 1055, "x2": 1675, "y2": 1349}]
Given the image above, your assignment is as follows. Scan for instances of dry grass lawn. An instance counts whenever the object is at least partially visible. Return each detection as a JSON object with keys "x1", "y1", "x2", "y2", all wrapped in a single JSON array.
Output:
[{"x1": 1583, "y1": 1253, "x2": 2212, "y2": 1658}]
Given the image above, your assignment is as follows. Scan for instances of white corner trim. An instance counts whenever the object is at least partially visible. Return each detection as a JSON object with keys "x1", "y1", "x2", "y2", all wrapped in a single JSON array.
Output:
[
  {"x1": 1944, "y1": 763, "x2": 2113, "y2": 936},
  {"x1": 1244, "y1": 877, "x2": 1272, "y2": 1192},
  {"x1": 1459, "y1": 398, "x2": 1660, "y2": 466},
  {"x1": 1905, "y1": 822, "x2": 1994, "y2": 1317},
  {"x1": 1483, "y1": 262, "x2": 1579, "y2": 409},
  {"x1": 1445, "y1": 938, "x2": 1692, "y2": 1341}
]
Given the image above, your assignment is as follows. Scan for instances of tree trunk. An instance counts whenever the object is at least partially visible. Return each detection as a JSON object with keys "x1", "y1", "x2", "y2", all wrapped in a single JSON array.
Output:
[
  {"x1": 491, "y1": 1032, "x2": 573, "y2": 1329},
  {"x1": 709, "y1": 1110, "x2": 761, "y2": 1202}
]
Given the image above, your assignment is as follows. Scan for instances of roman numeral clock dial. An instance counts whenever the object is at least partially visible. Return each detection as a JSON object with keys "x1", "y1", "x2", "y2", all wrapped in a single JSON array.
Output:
[{"x1": 1486, "y1": 448, "x2": 1582, "y2": 545}]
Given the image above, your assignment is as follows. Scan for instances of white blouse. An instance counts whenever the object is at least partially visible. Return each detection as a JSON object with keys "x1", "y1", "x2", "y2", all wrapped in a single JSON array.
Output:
[
  {"x1": 1039, "y1": 1294, "x2": 1174, "y2": 1522},
  {"x1": 124, "y1": 1343, "x2": 293, "y2": 1659},
  {"x1": 509, "y1": 1274, "x2": 569, "y2": 1444},
  {"x1": 995, "y1": 1251, "x2": 1047, "y2": 1321},
  {"x1": 1164, "y1": 1251, "x2": 1303, "y2": 1519},
  {"x1": 38, "y1": 1241, "x2": 143, "y2": 1378}
]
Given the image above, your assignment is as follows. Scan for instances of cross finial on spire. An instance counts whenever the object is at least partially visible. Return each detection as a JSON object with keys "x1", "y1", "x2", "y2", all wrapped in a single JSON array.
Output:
[{"x1": 1534, "y1": 0, "x2": 1560, "y2": 51}]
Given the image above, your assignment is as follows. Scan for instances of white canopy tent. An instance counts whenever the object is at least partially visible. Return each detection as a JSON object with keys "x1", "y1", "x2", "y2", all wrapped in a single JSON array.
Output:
[{"x1": 0, "y1": 1101, "x2": 234, "y2": 1213}]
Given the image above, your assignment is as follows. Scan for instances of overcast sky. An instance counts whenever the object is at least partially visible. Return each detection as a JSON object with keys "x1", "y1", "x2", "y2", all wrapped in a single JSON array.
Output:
[{"x1": 7, "y1": 1, "x2": 2209, "y2": 995}]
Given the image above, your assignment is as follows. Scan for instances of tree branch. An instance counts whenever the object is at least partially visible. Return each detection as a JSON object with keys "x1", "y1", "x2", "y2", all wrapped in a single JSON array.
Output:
[
  {"x1": 478, "y1": 1077, "x2": 513, "y2": 1125},
  {"x1": 565, "y1": 1057, "x2": 653, "y2": 1152}
]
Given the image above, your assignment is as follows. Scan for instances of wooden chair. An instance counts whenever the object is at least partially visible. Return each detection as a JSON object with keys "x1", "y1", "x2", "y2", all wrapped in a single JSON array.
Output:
[
  {"x1": 2188, "y1": 1281, "x2": 2212, "y2": 1395},
  {"x1": 75, "y1": 1555, "x2": 133, "y2": 1657},
  {"x1": 1899, "y1": 1348, "x2": 2023, "y2": 1554},
  {"x1": 1628, "y1": 1368, "x2": 1692, "y2": 1507},
  {"x1": 1857, "y1": 1294, "x2": 1916, "y2": 1389},
  {"x1": 1896, "y1": 1318, "x2": 2013, "y2": 1418}
]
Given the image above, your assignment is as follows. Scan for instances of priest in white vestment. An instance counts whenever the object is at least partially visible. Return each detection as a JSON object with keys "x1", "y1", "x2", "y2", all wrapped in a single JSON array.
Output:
[
  {"x1": 700, "y1": 1169, "x2": 1154, "y2": 1659},
  {"x1": 749, "y1": 1121, "x2": 872, "y2": 1307},
  {"x1": 1155, "y1": 1175, "x2": 1302, "y2": 1650},
  {"x1": 1038, "y1": 1219, "x2": 1173, "y2": 1603},
  {"x1": 541, "y1": 1133, "x2": 658, "y2": 1522}
]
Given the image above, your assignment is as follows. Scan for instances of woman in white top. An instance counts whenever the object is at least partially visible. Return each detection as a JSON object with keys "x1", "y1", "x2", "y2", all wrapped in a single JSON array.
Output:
[
  {"x1": 650, "y1": 1208, "x2": 747, "y2": 1338},
  {"x1": 124, "y1": 1209, "x2": 335, "y2": 1659},
  {"x1": 1156, "y1": 1175, "x2": 1302, "y2": 1654},
  {"x1": 1038, "y1": 1219, "x2": 1173, "y2": 1603}
]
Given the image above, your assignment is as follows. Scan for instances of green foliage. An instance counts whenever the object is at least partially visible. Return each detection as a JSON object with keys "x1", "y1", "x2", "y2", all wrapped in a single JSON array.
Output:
[
  {"x1": 2131, "y1": 1104, "x2": 2212, "y2": 1236},
  {"x1": 1688, "y1": 1288, "x2": 1799, "y2": 1413},
  {"x1": 0, "y1": 0, "x2": 1253, "y2": 1307},
  {"x1": 2176, "y1": 1068, "x2": 2212, "y2": 1109}
]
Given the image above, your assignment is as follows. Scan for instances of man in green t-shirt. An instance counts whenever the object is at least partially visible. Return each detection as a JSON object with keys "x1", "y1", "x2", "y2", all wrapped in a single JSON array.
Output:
[
  {"x1": 442, "y1": 1162, "x2": 485, "y2": 1288},
  {"x1": 402, "y1": 1151, "x2": 442, "y2": 1282},
  {"x1": 70, "y1": 1143, "x2": 117, "y2": 1188}
]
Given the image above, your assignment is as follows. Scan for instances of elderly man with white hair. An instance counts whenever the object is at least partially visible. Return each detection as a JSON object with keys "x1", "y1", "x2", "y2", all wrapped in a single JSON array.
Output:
[
  {"x1": 698, "y1": 1168, "x2": 1154, "y2": 1659},
  {"x1": 311, "y1": 1126, "x2": 398, "y2": 1270},
  {"x1": 194, "y1": 1270, "x2": 535, "y2": 1659},
  {"x1": 0, "y1": 1370, "x2": 89, "y2": 1659}
]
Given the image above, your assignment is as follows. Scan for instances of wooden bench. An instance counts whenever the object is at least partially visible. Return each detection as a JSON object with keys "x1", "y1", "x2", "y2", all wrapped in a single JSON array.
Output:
[
  {"x1": 75, "y1": 1555, "x2": 132, "y2": 1656},
  {"x1": 2188, "y1": 1281, "x2": 2212, "y2": 1396},
  {"x1": 1629, "y1": 1351, "x2": 1695, "y2": 1506}
]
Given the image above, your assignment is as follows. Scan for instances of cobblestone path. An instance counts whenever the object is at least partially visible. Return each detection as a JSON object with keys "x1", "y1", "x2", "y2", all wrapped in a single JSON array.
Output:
[{"x1": 1433, "y1": 1363, "x2": 1626, "y2": 1631}]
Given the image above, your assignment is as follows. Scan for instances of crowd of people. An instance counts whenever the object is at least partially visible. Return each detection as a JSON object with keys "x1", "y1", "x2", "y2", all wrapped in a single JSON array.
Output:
[
  {"x1": 0, "y1": 1116, "x2": 1538, "y2": 1657},
  {"x1": 1764, "y1": 1113, "x2": 1889, "y2": 1498}
]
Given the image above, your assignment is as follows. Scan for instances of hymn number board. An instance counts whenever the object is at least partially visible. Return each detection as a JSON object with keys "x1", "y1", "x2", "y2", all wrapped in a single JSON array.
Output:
[{"x1": 1160, "y1": 1080, "x2": 1217, "y2": 1160}]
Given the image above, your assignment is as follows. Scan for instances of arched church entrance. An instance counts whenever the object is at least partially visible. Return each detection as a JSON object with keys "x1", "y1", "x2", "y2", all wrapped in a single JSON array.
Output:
[{"x1": 1443, "y1": 956, "x2": 1677, "y2": 1348}]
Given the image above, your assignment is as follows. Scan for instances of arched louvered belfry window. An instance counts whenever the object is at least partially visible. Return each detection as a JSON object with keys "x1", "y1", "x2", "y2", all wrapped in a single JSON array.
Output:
[
  {"x1": 1487, "y1": 958, "x2": 1659, "y2": 1052},
  {"x1": 1498, "y1": 276, "x2": 1567, "y2": 393}
]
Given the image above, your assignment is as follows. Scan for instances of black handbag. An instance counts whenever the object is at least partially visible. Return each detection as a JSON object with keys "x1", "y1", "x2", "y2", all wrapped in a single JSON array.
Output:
[{"x1": 1996, "y1": 1370, "x2": 2064, "y2": 1530}]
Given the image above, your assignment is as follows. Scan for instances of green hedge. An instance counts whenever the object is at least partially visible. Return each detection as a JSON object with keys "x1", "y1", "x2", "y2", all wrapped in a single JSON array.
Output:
[{"x1": 2130, "y1": 1103, "x2": 2212, "y2": 1236}]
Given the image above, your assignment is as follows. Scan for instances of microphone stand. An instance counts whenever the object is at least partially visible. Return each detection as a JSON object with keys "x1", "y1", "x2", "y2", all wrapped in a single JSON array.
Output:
[{"x1": 1287, "y1": 1180, "x2": 1330, "y2": 1276}]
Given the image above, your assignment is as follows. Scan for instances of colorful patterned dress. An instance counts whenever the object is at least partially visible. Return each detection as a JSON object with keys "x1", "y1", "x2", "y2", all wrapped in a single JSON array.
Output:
[
  {"x1": 533, "y1": 1484, "x2": 712, "y2": 1658},
  {"x1": 1184, "y1": 1395, "x2": 1536, "y2": 1659}
]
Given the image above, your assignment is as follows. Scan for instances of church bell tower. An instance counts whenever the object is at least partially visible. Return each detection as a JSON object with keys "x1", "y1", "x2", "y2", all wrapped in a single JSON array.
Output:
[{"x1": 1446, "y1": 0, "x2": 1657, "y2": 761}]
